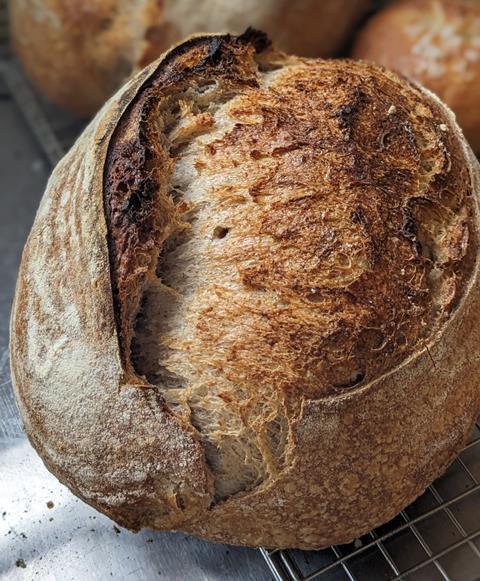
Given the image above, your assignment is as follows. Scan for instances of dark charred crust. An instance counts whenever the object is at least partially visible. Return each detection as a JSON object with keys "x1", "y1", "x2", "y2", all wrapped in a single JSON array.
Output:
[
  {"x1": 205, "y1": 37, "x2": 225, "y2": 65},
  {"x1": 237, "y1": 28, "x2": 272, "y2": 53},
  {"x1": 401, "y1": 207, "x2": 417, "y2": 240},
  {"x1": 351, "y1": 208, "x2": 368, "y2": 226},
  {"x1": 103, "y1": 32, "x2": 271, "y2": 373},
  {"x1": 333, "y1": 87, "x2": 370, "y2": 141}
]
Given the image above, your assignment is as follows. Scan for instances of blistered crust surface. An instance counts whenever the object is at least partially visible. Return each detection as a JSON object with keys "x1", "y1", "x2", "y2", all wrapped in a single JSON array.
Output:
[
  {"x1": 108, "y1": 36, "x2": 477, "y2": 392},
  {"x1": 154, "y1": 61, "x2": 473, "y2": 397}
]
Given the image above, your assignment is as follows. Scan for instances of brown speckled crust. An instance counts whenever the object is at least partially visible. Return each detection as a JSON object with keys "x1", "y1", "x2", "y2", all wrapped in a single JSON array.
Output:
[
  {"x1": 352, "y1": 0, "x2": 480, "y2": 152},
  {"x1": 10, "y1": 32, "x2": 480, "y2": 549},
  {"x1": 8, "y1": 0, "x2": 370, "y2": 116}
]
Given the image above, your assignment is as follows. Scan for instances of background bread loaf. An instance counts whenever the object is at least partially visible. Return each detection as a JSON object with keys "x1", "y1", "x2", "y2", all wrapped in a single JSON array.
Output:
[
  {"x1": 9, "y1": 0, "x2": 370, "y2": 116},
  {"x1": 10, "y1": 32, "x2": 480, "y2": 549}
]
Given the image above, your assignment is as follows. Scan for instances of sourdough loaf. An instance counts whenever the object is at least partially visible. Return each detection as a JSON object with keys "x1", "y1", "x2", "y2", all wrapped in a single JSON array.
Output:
[
  {"x1": 9, "y1": 0, "x2": 370, "y2": 116},
  {"x1": 10, "y1": 31, "x2": 480, "y2": 549}
]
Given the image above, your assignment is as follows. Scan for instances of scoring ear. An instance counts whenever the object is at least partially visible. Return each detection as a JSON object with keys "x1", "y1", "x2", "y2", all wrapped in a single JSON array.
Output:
[{"x1": 103, "y1": 32, "x2": 271, "y2": 377}]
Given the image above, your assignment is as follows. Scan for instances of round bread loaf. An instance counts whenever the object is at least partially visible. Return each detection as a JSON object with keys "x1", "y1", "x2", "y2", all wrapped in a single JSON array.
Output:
[
  {"x1": 9, "y1": 0, "x2": 369, "y2": 117},
  {"x1": 10, "y1": 31, "x2": 480, "y2": 549},
  {"x1": 352, "y1": 0, "x2": 480, "y2": 152}
]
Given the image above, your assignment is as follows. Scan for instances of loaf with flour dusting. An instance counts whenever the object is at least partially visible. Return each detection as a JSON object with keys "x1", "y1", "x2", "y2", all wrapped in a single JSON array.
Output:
[{"x1": 10, "y1": 31, "x2": 480, "y2": 549}]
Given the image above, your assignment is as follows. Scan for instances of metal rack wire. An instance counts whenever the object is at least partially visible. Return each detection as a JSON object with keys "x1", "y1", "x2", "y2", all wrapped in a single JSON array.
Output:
[{"x1": 2, "y1": 2, "x2": 480, "y2": 579}]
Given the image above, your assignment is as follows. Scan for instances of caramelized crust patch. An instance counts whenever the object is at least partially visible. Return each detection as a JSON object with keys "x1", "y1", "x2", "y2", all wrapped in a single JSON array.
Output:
[{"x1": 154, "y1": 62, "x2": 474, "y2": 397}]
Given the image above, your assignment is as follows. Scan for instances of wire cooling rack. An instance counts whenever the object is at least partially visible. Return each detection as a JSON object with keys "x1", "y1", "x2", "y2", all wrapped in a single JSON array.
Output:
[{"x1": 2, "y1": 3, "x2": 480, "y2": 579}]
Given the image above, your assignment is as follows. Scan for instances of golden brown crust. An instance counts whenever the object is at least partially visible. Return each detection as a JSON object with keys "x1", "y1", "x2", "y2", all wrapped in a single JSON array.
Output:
[
  {"x1": 10, "y1": 32, "x2": 480, "y2": 549},
  {"x1": 352, "y1": 0, "x2": 480, "y2": 152},
  {"x1": 9, "y1": 0, "x2": 370, "y2": 116}
]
